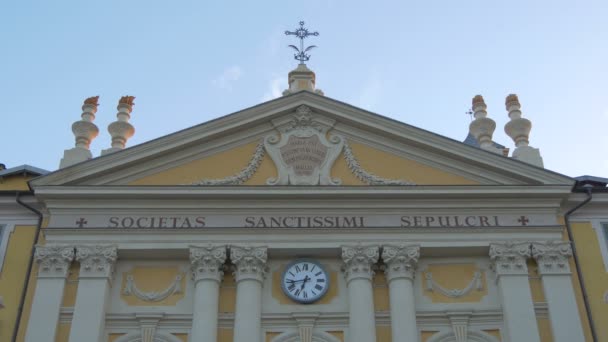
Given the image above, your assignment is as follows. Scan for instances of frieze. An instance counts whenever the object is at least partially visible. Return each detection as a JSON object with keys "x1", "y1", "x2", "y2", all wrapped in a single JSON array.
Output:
[{"x1": 49, "y1": 213, "x2": 558, "y2": 229}]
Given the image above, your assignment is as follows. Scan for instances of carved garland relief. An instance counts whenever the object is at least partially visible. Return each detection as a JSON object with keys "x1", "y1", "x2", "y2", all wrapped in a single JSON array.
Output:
[{"x1": 190, "y1": 105, "x2": 413, "y2": 186}]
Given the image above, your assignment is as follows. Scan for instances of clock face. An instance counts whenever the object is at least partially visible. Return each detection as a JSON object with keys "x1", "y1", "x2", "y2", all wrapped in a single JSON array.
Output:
[{"x1": 281, "y1": 260, "x2": 329, "y2": 304}]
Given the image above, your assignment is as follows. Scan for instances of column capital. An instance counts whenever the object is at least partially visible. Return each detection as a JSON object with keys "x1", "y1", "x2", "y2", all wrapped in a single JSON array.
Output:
[
  {"x1": 231, "y1": 246, "x2": 268, "y2": 283},
  {"x1": 381, "y1": 245, "x2": 420, "y2": 282},
  {"x1": 531, "y1": 241, "x2": 572, "y2": 275},
  {"x1": 489, "y1": 241, "x2": 531, "y2": 276},
  {"x1": 190, "y1": 245, "x2": 227, "y2": 283},
  {"x1": 34, "y1": 245, "x2": 75, "y2": 278},
  {"x1": 76, "y1": 245, "x2": 117, "y2": 279},
  {"x1": 341, "y1": 245, "x2": 379, "y2": 283}
]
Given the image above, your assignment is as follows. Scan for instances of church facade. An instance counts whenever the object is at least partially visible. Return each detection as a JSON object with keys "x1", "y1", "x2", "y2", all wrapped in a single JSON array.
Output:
[{"x1": 3, "y1": 64, "x2": 608, "y2": 342}]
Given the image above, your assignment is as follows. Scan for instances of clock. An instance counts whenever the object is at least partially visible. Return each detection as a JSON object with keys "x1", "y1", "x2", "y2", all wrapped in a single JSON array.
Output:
[{"x1": 281, "y1": 260, "x2": 329, "y2": 304}]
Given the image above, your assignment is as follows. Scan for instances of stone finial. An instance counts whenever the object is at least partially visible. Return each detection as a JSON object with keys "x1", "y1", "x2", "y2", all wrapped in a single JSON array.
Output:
[
  {"x1": 59, "y1": 97, "x2": 101, "y2": 168},
  {"x1": 282, "y1": 64, "x2": 324, "y2": 96},
  {"x1": 101, "y1": 96, "x2": 136, "y2": 155},
  {"x1": 504, "y1": 94, "x2": 544, "y2": 167},
  {"x1": 468, "y1": 95, "x2": 502, "y2": 154}
]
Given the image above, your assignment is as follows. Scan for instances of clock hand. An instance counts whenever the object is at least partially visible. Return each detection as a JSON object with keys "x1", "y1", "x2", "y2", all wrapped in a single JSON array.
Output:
[{"x1": 300, "y1": 276, "x2": 310, "y2": 290}]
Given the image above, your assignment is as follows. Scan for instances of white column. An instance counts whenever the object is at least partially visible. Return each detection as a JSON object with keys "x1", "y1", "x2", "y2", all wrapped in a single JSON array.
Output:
[
  {"x1": 189, "y1": 245, "x2": 227, "y2": 342},
  {"x1": 489, "y1": 242, "x2": 540, "y2": 342},
  {"x1": 531, "y1": 241, "x2": 585, "y2": 342},
  {"x1": 25, "y1": 245, "x2": 74, "y2": 342},
  {"x1": 381, "y1": 245, "x2": 420, "y2": 342},
  {"x1": 231, "y1": 246, "x2": 268, "y2": 342},
  {"x1": 342, "y1": 245, "x2": 379, "y2": 342},
  {"x1": 68, "y1": 245, "x2": 117, "y2": 342}
]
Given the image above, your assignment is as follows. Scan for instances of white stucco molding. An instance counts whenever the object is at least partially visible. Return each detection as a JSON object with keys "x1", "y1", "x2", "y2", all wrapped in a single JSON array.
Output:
[
  {"x1": 123, "y1": 274, "x2": 182, "y2": 302},
  {"x1": 530, "y1": 241, "x2": 572, "y2": 275},
  {"x1": 75, "y1": 245, "x2": 118, "y2": 279},
  {"x1": 426, "y1": 271, "x2": 483, "y2": 298},
  {"x1": 343, "y1": 141, "x2": 414, "y2": 185},
  {"x1": 230, "y1": 245, "x2": 268, "y2": 283},
  {"x1": 381, "y1": 244, "x2": 420, "y2": 282},
  {"x1": 189, "y1": 245, "x2": 227, "y2": 283},
  {"x1": 34, "y1": 245, "x2": 75, "y2": 278},
  {"x1": 189, "y1": 141, "x2": 265, "y2": 185},
  {"x1": 341, "y1": 245, "x2": 379, "y2": 283},
  {"x1": 426, "y1": 330, "x2": 500, "y2": 342},
  {"x1": 489, "y1": 241, "x2": 531, "y2": 277},
  {"x1": 271, "y1": 330, "x2": 342, "y2": 342},
  {"x1": 113, "y1": 330, "x2": 182, "y2": 342}
]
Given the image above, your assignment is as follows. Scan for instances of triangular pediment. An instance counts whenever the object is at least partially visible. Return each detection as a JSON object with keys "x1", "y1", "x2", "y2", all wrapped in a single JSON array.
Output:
[{"x1": 31, "y1": 92, "x2": 572, "y2": 188}]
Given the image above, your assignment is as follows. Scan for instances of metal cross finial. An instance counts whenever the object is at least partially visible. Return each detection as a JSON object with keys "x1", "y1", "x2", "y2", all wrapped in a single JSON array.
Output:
[{"x1": 285, "y1": 21, "x2": 319, "y2": 64}]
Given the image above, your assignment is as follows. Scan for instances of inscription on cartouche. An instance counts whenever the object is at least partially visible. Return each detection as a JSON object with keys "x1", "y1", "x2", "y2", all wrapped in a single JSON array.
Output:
[{"x1": 279, "y1": 135, "x2": 327, "y2": 176}]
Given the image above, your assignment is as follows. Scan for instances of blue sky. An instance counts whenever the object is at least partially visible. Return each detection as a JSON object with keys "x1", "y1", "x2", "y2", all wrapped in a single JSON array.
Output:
[{"x1": 1, "y1": 1, "x2": 607, "y2": 177}]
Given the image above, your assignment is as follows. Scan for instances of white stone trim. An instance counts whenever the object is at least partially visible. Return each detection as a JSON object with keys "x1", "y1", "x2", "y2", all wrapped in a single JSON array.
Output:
[
  {"x1": 425, "y1": 271, "x2": 483, "y2": 298},
  {"x1": 123, "y1": 274, "x2": 183, "y2": 302},
  {"x1": 426, "y1": 330, "x2": 500, "y2": 342},
  {"x1": 189, "y1": 141, "x2": 265, "y2": 185},
  {"x1": 0, "y1": 223, "x2": 16, "y2": 273},
  {"x1": 270, "y1": 330, "x2": 342, "y2": 342},
  {"x1": 112, "y1": 331, "x2": 183, "y2": 342}
]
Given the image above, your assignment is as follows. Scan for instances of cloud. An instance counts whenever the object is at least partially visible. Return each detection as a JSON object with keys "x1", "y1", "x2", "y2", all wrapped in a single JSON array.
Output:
[
  {"x1": 262, "y1": 76, "x2": 285, "y2": 102},
  {"x1": 212, "y1": 66, "x2": 242, "y2": 90}
]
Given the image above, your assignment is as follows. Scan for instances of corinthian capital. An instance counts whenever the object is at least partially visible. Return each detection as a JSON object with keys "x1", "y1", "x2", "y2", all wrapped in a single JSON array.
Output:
[
  {"x1": 76, "y1": 245, "x2": 117, "y2": 278},
  {"x1": 190, "y1": 245, "x2": 227, "y2": 283},
  {"x1": 381, "y1": 245, "x2": 420, "y2": 282},
  {"x1": 531, "y1": 241, "x2": 572, "y2": 275},
  {"x1": 230, "y1": 246, "x2": 268, "y2": 283},
  {"x1": 34, "y1": 245, "x2": 75, "y2": 278},
  {"x1": 489, "y1": 242, "x2": 531, "y2": 276},
  {"x1": 341, "y1": 245, "x2": 379, "y2": 283}
]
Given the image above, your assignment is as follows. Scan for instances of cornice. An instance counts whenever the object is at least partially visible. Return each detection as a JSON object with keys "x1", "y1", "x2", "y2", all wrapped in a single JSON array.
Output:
[{"x1": 31, "y1": 92, "x2": 573, "y2": 187}]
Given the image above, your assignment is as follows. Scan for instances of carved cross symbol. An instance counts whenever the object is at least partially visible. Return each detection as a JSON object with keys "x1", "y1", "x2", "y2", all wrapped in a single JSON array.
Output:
[
  {"x1": 517, "y1": 216, "x2": 529, "y2": 226},
  {"x1": 75, "y1": 218, "x2": 88, "y2": 228}
]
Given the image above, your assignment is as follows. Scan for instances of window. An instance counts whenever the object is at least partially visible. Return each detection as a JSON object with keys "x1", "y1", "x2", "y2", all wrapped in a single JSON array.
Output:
[{"x1": 0, "y1": 224, "x2": 15, "y2": 273}]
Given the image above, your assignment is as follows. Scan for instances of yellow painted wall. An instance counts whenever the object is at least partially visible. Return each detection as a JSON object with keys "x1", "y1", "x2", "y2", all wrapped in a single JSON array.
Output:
[
  {"x1": 327, "y1": 331, "x2": 344, "y2": 342},
  {"x1": 528, "y1": 260, "x2": 546, "y2": 302},
  {"x1": 61, "y1": 263, "x2": 80, "y2": 307},
  {"x1": 218, "y1": 328, "x2": 233, "y2": 342},
  {"x1": 108, "y1": 333, "x2": 125, "y2": 342},
  {"x1": 129, "y1": 140, "x2": 478, "y2": 186},
  {"x1": 375, "y1": 325, "x2": 391, "y2": 342},
  {"x1": 483, "y1": 329, "x2": 502, "y2": 341},
  {"x1": 569, "y1": 221, "x2": 607, "y2": 341},
  {"x1": 0, "y1": 225, "x2": 37, "y2": 342},
  {"x1": 537, "y1": 318, "x2": 554, "y2": 342},
  {"x1": 0, "y1": 175, "x2": 34, "y2": 190},
  {"x1": 55, "y1": 323, "x2": 71, "y2": 342},
  {"x1": 173, "y1": 333, "x2": 188, "y2": 342},
  {"x1": 266, "y1": 331, "x2": 282, "y2": 342},
  {"x1": 373, "y1": 272, "x2": 390, "y2": 311},
  {"x1": 219, "y1": 273, "x2": 236, "y2": 313},
  {"x1": 420, "y1": 331, "x2": 439, "y2": 342},
  {"x1": 421, "y1": 263, "x2": 487, "y2": 303}
]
